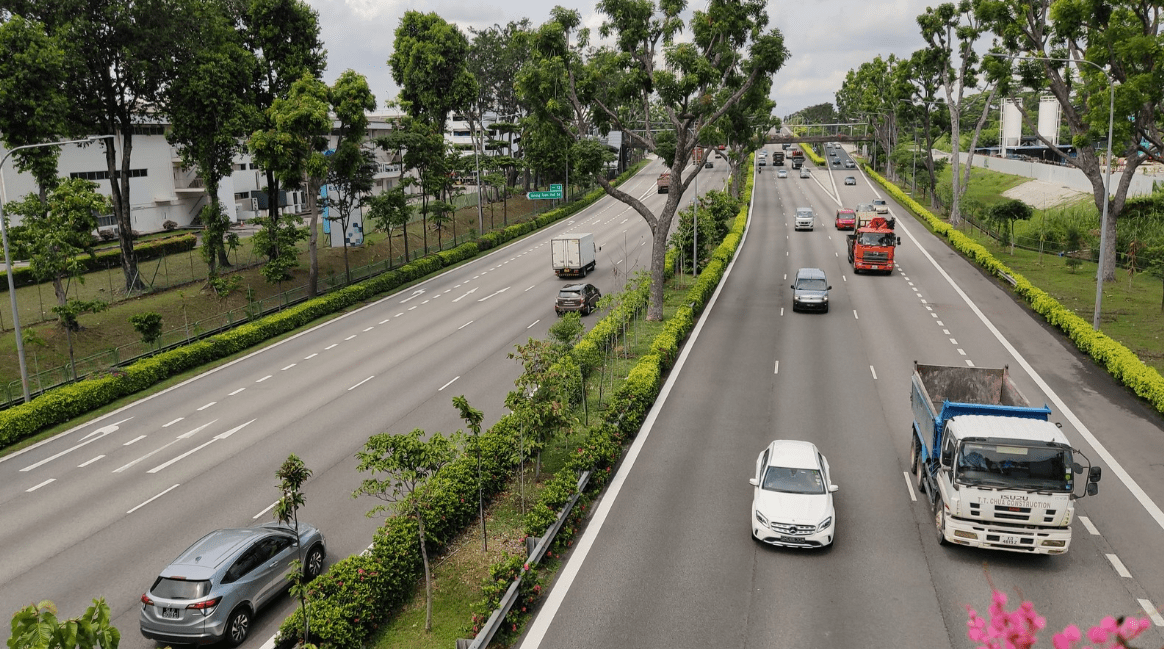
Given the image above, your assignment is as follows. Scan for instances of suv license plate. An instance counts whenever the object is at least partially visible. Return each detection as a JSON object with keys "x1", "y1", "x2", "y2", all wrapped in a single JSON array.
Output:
[
  {"x1": 1001, "y1": 536, "x2": 1021, "y2": 546},
  {"x1": 160, "y1": 607, "x2": 180, "y2": 620},
  {"x1": 779, "y1": 535, "x2": 803, "y2": 544}
]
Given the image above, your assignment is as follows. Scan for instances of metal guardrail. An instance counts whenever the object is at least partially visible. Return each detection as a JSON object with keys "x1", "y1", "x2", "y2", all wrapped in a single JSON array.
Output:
[{"x1": 457, "y1": 470, "x2": 591, "y2": 649}]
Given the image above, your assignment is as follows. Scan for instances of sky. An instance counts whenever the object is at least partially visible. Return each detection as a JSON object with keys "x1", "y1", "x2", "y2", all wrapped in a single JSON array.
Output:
[{"x1": 305, "y1": 0, "x2": 936, "y2": 118}]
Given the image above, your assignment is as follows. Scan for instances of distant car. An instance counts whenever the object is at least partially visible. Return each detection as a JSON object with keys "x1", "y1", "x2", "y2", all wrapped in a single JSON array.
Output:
[
  {"x1": 799, "y1": 168, "x2": 811, "y2": 179},
  {"x1": 704, "y1": 160, "x2": 714, "y2": 168},
  {"x1": 844, "y1": 160, "x2": 856, "y2": 169},
  {"x1": 794, "y1": 207, "x2": 814, "y2": 231},
  {"x1": 555, "y1": 283, "x2": 601, "y2": 316},
  {"x1": 830, "y1": 151, "x2": 838, "y2": 158},
  {"x1": 140, "y1": 523, "x2": 326, "y2": 647},
  {"x1": 844, "y1": 176, "x2": 856, "y2": 186},
  {"x1": 835, "y1": 209, "x2": 856, "y2": 229},
  {"x1": 777, "y1": 169, "x2": 788, "y2": 178},
  {"x1": 873, "y1": 199, "x2": 889, "y2": 214},
  {"x1": 750, "y1": 439, "x2": 838, "y2": 548},
  {"x1": 832, "y1": 160, "x2": 841, "y2": 166},
  {"x1": 758, "y1": 158, "x2": 766, "y2": 167},
  {"x1": 718, "y1": 144, "x2": 725, "y2": 150}
]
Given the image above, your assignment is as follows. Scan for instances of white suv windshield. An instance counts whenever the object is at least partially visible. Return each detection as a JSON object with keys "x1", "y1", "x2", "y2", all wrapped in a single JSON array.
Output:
[{"x1": 762, "y1": 466, "x2": 825, "y2": 494}]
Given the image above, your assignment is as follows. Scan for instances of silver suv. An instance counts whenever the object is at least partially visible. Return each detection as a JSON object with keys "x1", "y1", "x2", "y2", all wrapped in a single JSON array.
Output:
[
  {"x1": 140, "y1": 522, "x2": 325, "y2": 647},
  {"x1": 794, "y1": 207, "x2": 815, "y2": 231}
]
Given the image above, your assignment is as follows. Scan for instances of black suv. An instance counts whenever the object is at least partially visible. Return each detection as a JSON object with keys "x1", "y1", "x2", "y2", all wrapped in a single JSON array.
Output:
[{"x1": 555, "y1": 283, "x2": 602, "y2": 316}]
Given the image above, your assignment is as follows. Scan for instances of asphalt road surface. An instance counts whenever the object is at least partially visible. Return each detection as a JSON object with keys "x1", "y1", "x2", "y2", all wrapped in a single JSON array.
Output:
[
  {"x1": 518, "y1": 146, "x2": 1164, "y2": 649},
  {"x1": 0, "y1": 155, "x2": 731, "y2": 649}
]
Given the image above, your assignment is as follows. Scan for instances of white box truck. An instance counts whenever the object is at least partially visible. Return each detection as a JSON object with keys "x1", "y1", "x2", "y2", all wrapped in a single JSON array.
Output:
[
  {"x1": 910, "y1": 363, "x2": 1101, "y2": 555},
  {"x1": 551, "y1": 233, "x2": 597, "y2": 278}
]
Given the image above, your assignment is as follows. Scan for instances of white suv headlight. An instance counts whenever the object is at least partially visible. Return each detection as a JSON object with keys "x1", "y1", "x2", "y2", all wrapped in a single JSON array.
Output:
[
  {"x1": 755, "y1": 510, "x2": 769, "y2": 526},
  {"x1": 817, "y1": 517, "x2": 833, "y2": 532}
]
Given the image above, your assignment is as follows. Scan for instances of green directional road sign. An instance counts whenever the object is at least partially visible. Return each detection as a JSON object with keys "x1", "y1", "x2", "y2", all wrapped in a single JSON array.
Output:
[
  {"x1": 527, "y1": 190, "x2": 563, "y2": 200},
  {"x1": 550, "y1": 183, "x2": 563, "y2": 191}
]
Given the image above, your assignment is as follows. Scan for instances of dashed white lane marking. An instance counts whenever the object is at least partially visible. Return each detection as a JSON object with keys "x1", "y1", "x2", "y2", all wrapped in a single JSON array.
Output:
[
  {"x1": 1106, "y1": 554, "x2": 1133, "y2": 578},
  {"x1": 843, "y1": 275, "x2": 847, "y2": 282},
  {"x1": 408, "y1": 306, "x2": 418, "y2": 311},
  {"x1": 324, "y1": 344, "x2": 338, "y2": 350},
  {"x1": 920, "y1": 299, "x2": 928, "y2": 304},
  {"x1": 363, "y1": 326, "x2": 374, "y2": 332},
  {"x1": 936, "y1": 320, "x2": 944, "y2": 326},
  {"x1": 395, "y1": 312, "x2": 404, "y2": 317},
  {"x1": 123, "y1": 435, "x2": 147, "y2": 446},
  {"x1": 304, "y1": 353, "x2": 318, "y2": 360},
  {"x1": 282, "y1": 364, "x2": 296, "y2": 371},
  {"x1": 127, "y1": 484, "x2": 180, "y2": 514},
  {"x1": 528, "y1": 320, "x2": 540, "y2": 329},
  {"x1": 903, "y1": 472, "x2": 917, "y2": 502},
  {"x1": 780, "y1": 308, "x2": 784, "y2": 316},
  {"x1": 163, "y1": 418, "x2": 183, "y2": 427},
  {"x1": 229, "y1": 388, "x2": 246, "y2": 396},
  {"x1": 439, "y1": 376, "x2": 460, "y2": 391},
  {"x1": 835, "y1": 252, "x2": 838, "y2": 257},
  {"x1": 26, "y1": 479, "x2": 55, "y2": 492},
  {"x1": 925, "y1": 306, "x2": 933, "y2": 311},
  {"x1": 253, "y1": 501, "x2": 278, "y2": 520},
  {"x1": 1079, "y1": 516, "x2": 1100, "y2": 535},
  {"x1": 966, "y1": 360, "x2": 975, "y2": 367},
  {"x1": 196, "y1": 402, "x2": 215, "y2": 410},
  {"x1": 256, "y1": 375, "x2": 272, "y2": 383},
  {"x1": 422, "y1": 300, "x2": 430, "y2": 305},
  {"x1": 345, "y1": 335, "x2": 357, "y2": 340},
  {"x1": 783, "y1": 274, "x2": 787, "y2": 280},
  {"x1": 942, "y1": 329, "x2": 950, "y2": 335},
  {"x1": 853, "y1": 310, "x2": 859, "y2": 320},
  {"x1": 869, "y1": 366, "x2": 878, "y2": 380},
  {"x1": 930, "y1": 313, "x2": 938, "y2": 318},
  {"x1": 1138, "y1": 599, "x2": 1164, "y2": 626},
  {"x1": 348, "y1": 376, "x2": 374, "y2": 391},
  {"x1": 78, "y1": 455, "x2": 104, "y2": 467},
  {"x1": 957, "y1": 349, "x2": 966, "y2": 356},
  {"x1": 774, "y1": 361, "x2": 779, "y2": 374},
  {"x1": 459, "y1": 321, "x2": 474, "y2": 330},
  {"x1": 379, "y1": 319, "x2": 390, "y2": 324},
  {"x1": 526, "y1": 285, "x2": 536, "y2": 292},
  {"x1": 949, "y1": 338, "x2": 958, "y2": 345}
]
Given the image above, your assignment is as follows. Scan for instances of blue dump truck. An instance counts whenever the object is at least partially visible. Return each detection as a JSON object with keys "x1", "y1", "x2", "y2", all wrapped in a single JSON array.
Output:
[{"x1": 909, "y1": 363, "x2": 1101, "y2": 554}]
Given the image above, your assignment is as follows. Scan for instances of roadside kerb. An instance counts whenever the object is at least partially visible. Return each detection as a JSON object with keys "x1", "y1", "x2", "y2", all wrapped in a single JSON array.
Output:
[{"x1": 457, "y1": 470, "x2": 591, "y2": 649}]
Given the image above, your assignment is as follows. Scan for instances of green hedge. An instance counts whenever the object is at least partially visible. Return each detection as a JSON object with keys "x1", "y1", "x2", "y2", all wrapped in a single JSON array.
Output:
[
  {"x1": 864, "y1": 165, "x2": 1164, "y2": 415},
  {"x1": 0, "y1": 161, "x2": 650, "y2": 447},
  {"x1": 0, "y1": 233, "x2": 198, "y2": 292},
  {"x1": 799, "y1": 143, "x2": 826, "y2": 166}
]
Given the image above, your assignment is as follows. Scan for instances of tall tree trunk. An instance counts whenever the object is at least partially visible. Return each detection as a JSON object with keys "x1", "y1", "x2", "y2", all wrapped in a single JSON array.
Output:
[
  {"x1": 105, "y1": 132, "x2": 144, "y2": 292},
  {"x1": 418, "y1": 515, "x2": 433, "y2": 632},
  {"x1": 306, "y1": 176, "x2": 320, "y2": 296}
]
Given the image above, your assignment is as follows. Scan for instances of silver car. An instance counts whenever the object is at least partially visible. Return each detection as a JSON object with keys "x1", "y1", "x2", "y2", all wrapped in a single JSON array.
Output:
[{"x1": 140, "y1": 522, "x2": 326, "y2": 647}]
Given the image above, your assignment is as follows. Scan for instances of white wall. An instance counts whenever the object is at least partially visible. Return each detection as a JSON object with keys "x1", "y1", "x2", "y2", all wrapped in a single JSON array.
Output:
[{"x1": 952, "y1": 151, "x2": 1160, "y2": 198}]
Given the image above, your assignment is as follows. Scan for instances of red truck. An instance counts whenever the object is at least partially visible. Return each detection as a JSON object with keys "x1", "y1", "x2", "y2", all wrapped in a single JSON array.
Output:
[
  {"x1": 790, "y1": 148, "x2": 804, "y2": 169},
  {"x1": 846, "y1": 215, "x2": 901, "y2": 274}
]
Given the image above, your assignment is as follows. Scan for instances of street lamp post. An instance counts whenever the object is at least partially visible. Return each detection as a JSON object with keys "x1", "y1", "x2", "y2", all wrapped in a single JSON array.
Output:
[
  {"x1": 0, "y1": 135, "x2": 113, "y2": 403},
  {"x1": 988, "y1": 52, "x2": 1114, "y2": 331}
]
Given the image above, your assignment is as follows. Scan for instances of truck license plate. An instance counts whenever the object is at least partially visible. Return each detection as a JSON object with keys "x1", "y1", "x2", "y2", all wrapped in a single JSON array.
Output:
[
  {"x1": 1001, "y1": 536, "x2": 1021, "y2": 546},
  {"x1": 160, "y1": 607, "x2": 180, "y2": 620},
  {"x1": 779, "y1": 535, "x2": 803, "y2": 544}
]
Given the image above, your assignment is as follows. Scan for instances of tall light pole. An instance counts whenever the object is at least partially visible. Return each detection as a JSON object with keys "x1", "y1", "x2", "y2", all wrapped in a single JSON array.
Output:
[
  {"x1": 1, "y1": 135, "x2": 113, "y2": 403},
  {"x1": 988, "y1": 52, "x2": 1114, "y2": 331}
]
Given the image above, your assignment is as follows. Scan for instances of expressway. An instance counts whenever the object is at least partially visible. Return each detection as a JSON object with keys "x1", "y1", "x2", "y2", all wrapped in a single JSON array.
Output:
[
  {"x1": 0, "y1": 156, "x2": 731, "y2": 649},
  {"x1": 518, "y1": 146, "x2": 1164, "y2": 648}
]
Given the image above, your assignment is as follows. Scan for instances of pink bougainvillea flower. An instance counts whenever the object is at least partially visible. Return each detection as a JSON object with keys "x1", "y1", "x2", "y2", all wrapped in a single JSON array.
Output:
[{"x1": 1052, "y1": 624, "x2": 1081, "y2": 649}]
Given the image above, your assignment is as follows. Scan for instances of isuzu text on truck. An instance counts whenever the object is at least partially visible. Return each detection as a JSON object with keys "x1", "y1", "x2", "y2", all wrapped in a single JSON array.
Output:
[{"x1": 910, "y1": 363, "x2": 1100, "y2": 555}]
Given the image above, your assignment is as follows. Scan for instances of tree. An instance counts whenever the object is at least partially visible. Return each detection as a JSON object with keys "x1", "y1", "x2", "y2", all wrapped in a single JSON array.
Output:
[
  {"x1": 53, "y1": 299, "x2": 108, "y2": 379},
  {"x1": 518, "y1": 1, "x2": 788, "y2": 320},
  {"x1": 1145, "y1": 246, "x2": 1164, "y2": 312},
  {"x1": 7, "y1": 178, "x2": 109, "y2": 318},
  {"x1": 979, "y1": 0, "x2": 1164, "y2": 283},
  {"x1": 0, "y1": 14, "x2": 70, "y2": 200},
  {"x1": 898, "y1": 48, "x2": 950, "y2": 208},
  {"x1": 7, "y1": 598, "x2": 120, "y2": 649},
  {"x1": 918, "y1": 0, "x2": 1000, "y2": 226},
  {"x1": 162, "y1": 0, "x2": 256, "y2": 280},
  {"x1": 506, "y1": 336, "x2": 573, "y2": 476},
  {"x1": 986, "y1": 199, "x2": 1033, "y2": 253},
  {"x1": 324, "y1": 70, "x2": 378, "y2": 283},
  {"x1": 274, "y1": 454, "x2": 312, "y2": 643},
  {"x1": 452, "y1": 395, "x2": 488, "y2": 550},
  {"x1": 129, "y1": 312, "x2": 163, "y2": 348},
  {"x1": 238, "y1": 0, "x2": 326, "y2": 284},
  {"x1": 836, "y1": 55, "x2": 905, "y2": 178},
  {"x1": 247, "y1": 73, "x2": 330, "y2": 284},
  {"x1": 365, "y1": 187, "x2": 410, "y2": 263},
  {"x1": 354, "y1": 428, "x2": 460, "y2": 632}
]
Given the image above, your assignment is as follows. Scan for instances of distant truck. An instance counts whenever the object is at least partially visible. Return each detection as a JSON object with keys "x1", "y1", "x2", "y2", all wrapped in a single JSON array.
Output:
[
  {"x1": 773, "y1": 151, "x2": 785, "y2": 166},
  {"x1": 551, "y1": 233, "x2": 597, "y2": 278},
  {"x1": 911, "y1": 363, "x2": 1100, "y2": 554},
  {"x1": 846, "y1": 214, "x2": 899, "y2": 274},
  {"x1": 657, "y1": 171, "x2": 670, "y2": 194},
  {"x1": 790, "y1": 148, "x2": 804, "y2": 169}
]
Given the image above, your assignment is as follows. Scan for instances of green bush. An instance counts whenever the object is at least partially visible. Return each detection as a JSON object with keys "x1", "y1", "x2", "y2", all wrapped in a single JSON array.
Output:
[{"x1": 863, "y1": 165, "x2": 1164, "y2": 416}]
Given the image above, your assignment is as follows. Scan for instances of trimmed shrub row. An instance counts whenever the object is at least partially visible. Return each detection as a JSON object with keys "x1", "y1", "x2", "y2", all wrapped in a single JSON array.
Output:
[
  {"x1": 799, "y1": 142, "x2": 826, "y2": 166},
  {"x1": 0, "y1": 233, "x2": 198, "y2": 292},
  {"x1": 863, "y1": 165, "x2": 1164, "y2": 415},
  {"x1": 0, "y1": 161, "x2": 650, "y2": 448}
]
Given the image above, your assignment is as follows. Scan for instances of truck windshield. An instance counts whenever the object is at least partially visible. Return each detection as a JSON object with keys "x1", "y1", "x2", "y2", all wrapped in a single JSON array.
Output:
[
  {"x1": 956, "y1": 442, "x2": 1073, "y2": 491},
  {"x1": 857, "y1": 232, "x2": 895, "y2": 247}
]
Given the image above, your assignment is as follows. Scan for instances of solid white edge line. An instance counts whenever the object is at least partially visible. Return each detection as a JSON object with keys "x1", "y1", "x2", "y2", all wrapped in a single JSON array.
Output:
[
  {"x1": 898, "y1": 218, "x2": 1164, "y2": 534},
  {"x1": 439, "y1": 376, "x2": 460, "y2": 391},
  {"x1": 519, "y1": 158, "x2": 756, "y2": 649},
  {"x1": 527, "y1": 320, "x2": 540, "y2": 329},
  {"x1": 1138, "y1": 599, "x2": 1164, "y2": 626},
  {"x1": 253, "y1": 500, "x2": 279, "y2": 520},
  {"x1": 1079, "y1": 515, "x2": 1100, "y2": 535},
  {"x1": 903, "y1": 472, "x2": 917, "y2": 502},
  {"x1": 1105, "y1": 553, "x2": 1132, "y2": 578},
  {"x1": 127, "y1": 484, "x2": 180, "y2": 514}
]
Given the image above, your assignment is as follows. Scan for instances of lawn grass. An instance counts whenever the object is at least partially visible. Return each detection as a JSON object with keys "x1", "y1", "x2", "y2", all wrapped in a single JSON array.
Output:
[
  {"x1": 0, "y1": 190, "x2": 576, "y2": 399},
  {"x1": 368, "y1": 265, "x2": 699, "y2": 649}
]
